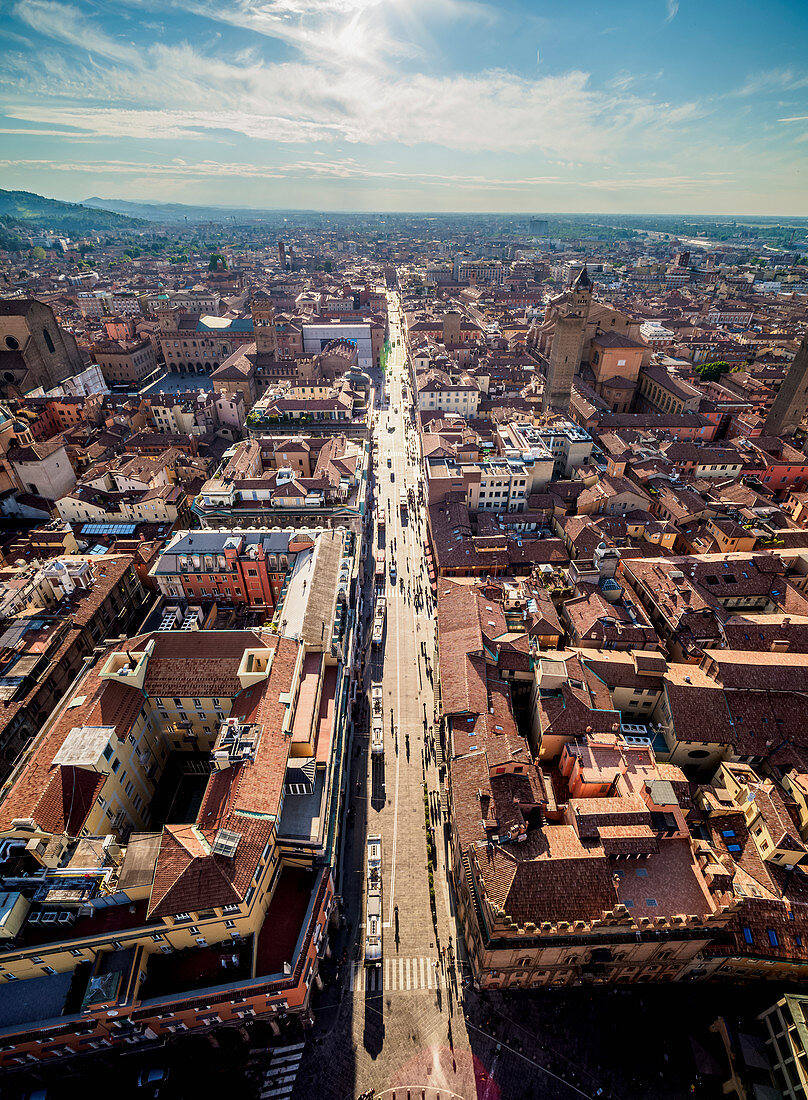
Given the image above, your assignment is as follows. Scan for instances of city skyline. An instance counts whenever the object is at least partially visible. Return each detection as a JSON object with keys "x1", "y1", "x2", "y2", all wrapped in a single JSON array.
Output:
[{"x1": 1, "y1": 0, "x2": 807, "y2": 214}]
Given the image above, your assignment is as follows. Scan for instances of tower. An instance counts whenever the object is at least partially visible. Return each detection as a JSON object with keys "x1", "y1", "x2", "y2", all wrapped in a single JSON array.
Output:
[
  {"x1": 542, "y1": 266, "x2": 592, "y2": 414},
  {"x1": 764, "y1": 336, "x2": 808, "y2": 437},
  {"x1": 251, "y1": 294, "x2": 278, "y2": 358},
  {"x1": 442, "y1": 311, "x2": 462, "y2": 346}
]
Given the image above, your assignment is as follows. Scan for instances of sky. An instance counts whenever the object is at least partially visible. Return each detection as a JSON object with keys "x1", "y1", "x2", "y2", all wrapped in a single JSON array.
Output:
[{"x1": 0, "y1": 0, "x2": 806, "y2": 214}]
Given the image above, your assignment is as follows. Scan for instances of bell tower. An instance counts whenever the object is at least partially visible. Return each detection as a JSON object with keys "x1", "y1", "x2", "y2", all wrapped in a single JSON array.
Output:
[
  {"x1": 542, "y1": 266, "x2": 592, "y2": 414},
  {"x1": 251, "y1": 294, "x2": 278, "y2": 358}
]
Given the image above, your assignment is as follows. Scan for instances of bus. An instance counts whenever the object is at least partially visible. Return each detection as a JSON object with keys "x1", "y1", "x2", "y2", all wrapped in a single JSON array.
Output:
[
  {"x1": 365, "y1": 835, "x2": 382, "y2": 966},
  {"x1": 399, "y1": 489, "x2": 408, "y2": 515},
  {"x1": 372, "y1": 596, "x2": 386, "y2": 647},
  {"x1": 374, "y1": 552, "x2": 385, "y2": 589}
]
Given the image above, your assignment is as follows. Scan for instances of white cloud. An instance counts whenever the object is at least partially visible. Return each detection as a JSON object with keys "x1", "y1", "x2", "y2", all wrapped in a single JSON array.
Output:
[
  {"x1": 13, "y1": 0, "x2": 140, "y2": 63},
  {"x1": 665, "y1": 0, "x2": 679, "y2": 23},
  {"x1": 733, "y1": 68, "x2": 808, "y2": 97},
  {"x1": 3, "y1": 54, "x2": 705, "y2": 162}
]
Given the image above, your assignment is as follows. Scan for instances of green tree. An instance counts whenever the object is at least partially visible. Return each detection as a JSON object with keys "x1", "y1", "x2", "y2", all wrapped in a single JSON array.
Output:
[
  {"x1": 31, "y1": 245, "x2": 46, "y2": 260},
  {"x1": 694, "y1": 361, "x2": 730, "y2": 382},
  {"x1": 208, "y1": 253, "x2": 227, "y2": 271}
]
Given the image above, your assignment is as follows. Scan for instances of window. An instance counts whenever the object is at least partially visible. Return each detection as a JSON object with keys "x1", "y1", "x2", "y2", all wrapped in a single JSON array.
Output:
[
  {"x1": 727, "y1": 843, "x2": 742, "y2": 853},
  {"x1": 721, "y1": 829, "x2": 736, "y2": 839},
  {"x1": 767, "y1": 928, "x2": 779, "y2": 948},
  {"x1": 42, "y1": 328, "x2": 55, "y2": 354},
  {"x1": 742, "y1": 926, "x2": 754, "y2": 945}
]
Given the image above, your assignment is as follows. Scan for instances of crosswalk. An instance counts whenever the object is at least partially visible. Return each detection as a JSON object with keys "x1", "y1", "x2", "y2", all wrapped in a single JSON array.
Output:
[
  {"x1": 349, "y1": 956, "x2": 439, "y2": 993},
  {"x1": 258, "y1": 1042, "x2": 305, "y2": 1100}
]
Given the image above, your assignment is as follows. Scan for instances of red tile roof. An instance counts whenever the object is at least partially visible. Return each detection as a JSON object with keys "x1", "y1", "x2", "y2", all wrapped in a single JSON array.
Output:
[{"x1": 33, "y1": 766, "x2": 105, "y2": 835}]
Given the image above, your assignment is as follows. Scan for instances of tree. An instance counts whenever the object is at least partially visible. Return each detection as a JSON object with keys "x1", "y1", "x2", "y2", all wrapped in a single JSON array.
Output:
[
  {"x1": 694, "y1": 360, "x2": 730, "y2": 382},
  {"x1": 31, "y1": 246, "x2": 46, "y2": 260},
  {"x1": 208, "y1": 253, "x2": 227, "y2": 271}
]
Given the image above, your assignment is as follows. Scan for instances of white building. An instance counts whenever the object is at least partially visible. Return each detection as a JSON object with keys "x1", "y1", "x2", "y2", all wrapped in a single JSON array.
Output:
[
  {"x1": 302, "y1": 322, "x2": 375, "y2": 369},
  {"x1": 640, "y1": 321, "x2": 675, "y2": 347},
  {"x1": 416, "y1": 372, "x2": 480, "y2": 417}
]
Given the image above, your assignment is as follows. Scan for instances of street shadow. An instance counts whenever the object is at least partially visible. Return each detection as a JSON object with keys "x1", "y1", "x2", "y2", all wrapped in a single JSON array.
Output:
[
  {"x1": 363, "y1": 980, "x2": 385, "y2": 1059},
  {"x1": 370, "y1": 755, "x2": 386, "y2": 812}
]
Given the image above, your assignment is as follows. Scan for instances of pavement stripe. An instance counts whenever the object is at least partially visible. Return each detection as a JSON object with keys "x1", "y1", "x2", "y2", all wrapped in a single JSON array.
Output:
[
  {"x1": 406, "y1": 958, "x2": 412, "y2": 990},
  {"x1": 419, "y1": 956, "x2": 426, "y2": 988},
  {"x1": 269, "y1": 1054, "x2": 302, "y2": 1068},
  {"x1": 398, "y1": 957, "x2": 404, "y2": 989},
  {"x1": 274, "y1": 1042, "x2": 305, "y2": 1054},
  {"x1": 349, "y1": 963, "x2": 357, "y2": 991},
  {"x1": 384, "y1": 956, "x2": 391, "y2": 987},
  {"x1": 265, "y1": 1063, "x2": 300, "y2": 1076},
  {"x1": 426, "y1": 959, "x2": 433, "y2": 989}
]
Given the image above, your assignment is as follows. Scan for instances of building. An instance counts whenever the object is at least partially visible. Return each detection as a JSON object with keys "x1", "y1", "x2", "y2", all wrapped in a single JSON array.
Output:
[
  {"x1": 765, "y1": 336, "x2": 808, "y2": 437},
  {"x1": 758, "y1": 993, "x2": 808, "y2": 1097},
  {"x1": 92, "y1": 338, "x2": 157, "y2": 388},
  {"x1": 529, "y1": 217, "x2": 549, "y2": 237},
  {"x1": 452, "y1": 258, "x2": 504, "y2": 286},
  {"x1": 302, "y1": 320, "x2": 383, "y2": 370},
  {"x1": 150, "y1": 528, "x2": 354, "y2": 618},
  {"x1": 194, "y1": 436, "x2": 366, "y2": 527},
  {"x1": 542, "y1": 267, "x2": 592, "y2": 413},
  {"x1": 157, "y1": 307, "x2": 254, "y2": 375},
  {"x1": 0, "y1": 300, "x2": 86, "y2": 397},
  {"x1": 426, "y1": 452, "x2": 553, "y2": 512},
  {"x1": 0, "y1": 613, "x2": 354, "y2": 1063},
  {"x1": 8, "y1": 437, "x2": 77, "y2": 501},
  {"x1": 588, "y1": 331, "x2": 646, "y2": 412},
  {"x1": 0, "y1": 553, "x2": 149, "y2": 778},
  {"x1": 437, "y1": 583, "x2": 736, "y2": 991},
  {"x1": 416, "y1": 370, "x2": 480, "y2": 417}
]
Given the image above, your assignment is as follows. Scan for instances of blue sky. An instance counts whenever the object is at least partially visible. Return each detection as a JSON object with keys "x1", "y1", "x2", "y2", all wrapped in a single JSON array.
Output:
[{"x1": 0, "y1": 0, "x2": 806, "y2": 213}]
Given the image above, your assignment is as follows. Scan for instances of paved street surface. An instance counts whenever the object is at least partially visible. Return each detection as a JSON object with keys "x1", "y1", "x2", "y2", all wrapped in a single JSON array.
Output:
[{"x1": 292, "y1": 294, "x2": 478, "y2": 1100}]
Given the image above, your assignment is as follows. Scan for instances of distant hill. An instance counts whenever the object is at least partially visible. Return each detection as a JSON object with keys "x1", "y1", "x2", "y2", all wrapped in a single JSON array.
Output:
[
  {"x1": 0, "y1": 189, "x2": 146, "y2": 235},
  {"x1": 84, "y1": 196, "x2": 285, "y2": 224}
]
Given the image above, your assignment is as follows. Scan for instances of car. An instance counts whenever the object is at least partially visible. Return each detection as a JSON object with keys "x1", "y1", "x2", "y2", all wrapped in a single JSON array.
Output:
[
  {"x1": 390, "y1": 472, "x2": 395, "y2": 482},
  {"x1": 387, "y1": 456, "x2": 392, "y2": 467},
  {"x1": 137, "y1": 1067, "x2": 170, "y2": 1092}
]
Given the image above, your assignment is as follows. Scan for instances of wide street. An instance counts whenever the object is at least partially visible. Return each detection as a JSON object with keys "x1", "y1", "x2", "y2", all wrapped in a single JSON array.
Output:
[{"x1": 291, "y1": 295, "x2": 478, "y2": 1100}]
